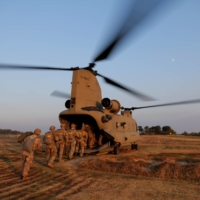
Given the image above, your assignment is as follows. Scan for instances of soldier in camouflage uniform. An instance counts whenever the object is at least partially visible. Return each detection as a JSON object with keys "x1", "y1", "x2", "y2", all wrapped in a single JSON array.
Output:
[
  {"x1": 60, "y1": 119, "x2": 70, "y2": 130},
  {"x1": 65, "y1": 123, "x2": 78, "y2": 159},
  {"x1": 21, "y1": 128, "x2": 42, "y2": 180},
  {"x1": 83, "y1": 124, "x2": 96, "y2": 148},
  {"x1": 54, "y1": 124, "x2": 67, "y2": 162},
  {"x1": 98, "y1": 134, "x2": 103, "y2": 146},
  {"x1": 75, "y1": 126, "x2": 88, "y2": 157},
  {"x1": 43, "y1": 126, "x2": 57, "y2": 168}
]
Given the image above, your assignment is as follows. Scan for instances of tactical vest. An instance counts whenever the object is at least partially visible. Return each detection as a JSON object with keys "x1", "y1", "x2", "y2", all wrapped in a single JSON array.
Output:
[
  {"x1": 82, "y1": 131, "x2": 88, "y2": 141},
  {"x1": 54, "y1": 129, "x2": 65, "y2": 143},
  {"x1": 67, "y1": 130, "x2": 77, "y2": 142},
  {"x1": 84, "y1": 125, "x2": 91, "y2": 132},
  {"x1": 44, "y1": 132, "x2": 55, "y2": 145},
  {"x1": 77, "y1": 130, "x2": 88, "y2": 142},
  {"x1": 22, "y1": 135, "x2": 37, "y2": 153}
]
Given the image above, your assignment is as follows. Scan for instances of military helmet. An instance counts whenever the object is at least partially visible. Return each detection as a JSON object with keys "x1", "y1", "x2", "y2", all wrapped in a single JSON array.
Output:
[
  {"x1": 60, "y1": 124, "x2": 66, "y2": 128},
  {"x1": 50, "y1": 126, "x2": 56, "y2": 131},
  {"x1": 34, "y1": 128, "x2": 41, "y2": 135},
  {"x1": 71, "y1": 123, "x2": 77, "y2": 129}
]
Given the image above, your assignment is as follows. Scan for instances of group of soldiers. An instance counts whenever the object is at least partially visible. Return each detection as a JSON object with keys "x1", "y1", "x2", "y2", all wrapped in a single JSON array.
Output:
[{"x1": 21, "y1": 122, "x2": 100, "y2": 181}]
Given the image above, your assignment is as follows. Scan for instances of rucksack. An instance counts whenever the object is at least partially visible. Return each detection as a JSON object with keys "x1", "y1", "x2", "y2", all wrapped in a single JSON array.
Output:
[
  {"x1": 43, "y1": 132, "x2": 55, "y2": 145},
  {"x1": 22, "y1": 135, "x2": 37, "y2": 153},
  {"x1": 18, "y1": 132, "x2": 34, "y2": 143}
]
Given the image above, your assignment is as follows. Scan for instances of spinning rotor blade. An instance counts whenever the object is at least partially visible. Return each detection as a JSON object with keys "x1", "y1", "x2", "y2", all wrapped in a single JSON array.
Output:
[
  {"x1": 132, "y1": 99, "x2": 200, "y2": 110},
  {"x1": 0, "y1": 64, "x2": 79, "y2": 71},
  {"x1": 93, "y1": 0, "x2": 174, "y2": 62},
  {"x1": 51, "y1": 90, "x2": 71, "y2": 99},
  {"x1": 97, "y1": 72, "x2": 156, "y2": 101}
]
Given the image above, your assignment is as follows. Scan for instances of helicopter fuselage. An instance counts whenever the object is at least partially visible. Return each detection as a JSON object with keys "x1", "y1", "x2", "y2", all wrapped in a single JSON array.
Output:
[{"x1": 58, "y1": 69, "x2": 140, "y2": 149}]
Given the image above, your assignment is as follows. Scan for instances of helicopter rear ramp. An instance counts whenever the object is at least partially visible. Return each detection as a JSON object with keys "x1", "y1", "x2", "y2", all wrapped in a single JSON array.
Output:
[{"x1": 84, "y1": 142, "x2": 111, "y2": 154}]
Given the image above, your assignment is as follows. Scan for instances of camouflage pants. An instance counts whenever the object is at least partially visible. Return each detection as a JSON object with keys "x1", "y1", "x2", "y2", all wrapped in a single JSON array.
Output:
[
  {"x1": 66, "y1": 141, "x2": 76, "y2": 159},
  {"x1": 75, "y1": 141, "x2": 86, "y2": 157},
  {"x1": 46, "y1": 144, "x2": 57, "y2": 164},
  {"x1": 22, "y1": 151, "x2": 34, "y2": 177},
  {"x1": 98, "y1": 135, "x2": 103, "y2": 146},
  {"x1": 88, "y1": 131, "x2": 96, "y2": 148},
  {"x1": 65, "y1": 145, "x2": 70, "y2": 158},
  {"x1": 57, "y1": 143, "x2": 64, "y2": 160}
]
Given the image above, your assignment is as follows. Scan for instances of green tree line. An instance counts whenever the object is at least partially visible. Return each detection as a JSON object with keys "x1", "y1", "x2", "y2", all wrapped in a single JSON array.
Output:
[
  {"x1": 138, "y1": 125, "x2": 176, "y2": 135},
  {"x1": 0, "y1": 129, "x2": 23, "y2": 135},
  {"x1": 138, "y1": 126, "x2": 200, "y2": 136}
]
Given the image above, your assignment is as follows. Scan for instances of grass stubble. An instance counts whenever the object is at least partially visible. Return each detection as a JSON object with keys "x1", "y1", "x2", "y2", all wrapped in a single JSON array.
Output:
[{"x1": 0, "y1": 135, "x2": 200, "y2": 200}]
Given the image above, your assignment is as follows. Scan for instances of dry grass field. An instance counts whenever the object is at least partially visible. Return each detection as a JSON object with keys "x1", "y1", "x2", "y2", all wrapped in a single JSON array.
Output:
[{"x1": 1, "y1": 134, "x2": 200, "y2": 200}]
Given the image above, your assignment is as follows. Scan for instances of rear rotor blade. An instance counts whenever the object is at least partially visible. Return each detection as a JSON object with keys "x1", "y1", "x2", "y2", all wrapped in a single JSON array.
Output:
[
  {"x1": 0, "y1": 64, "x2": 78, "y2": 71},
  {"x1": 93, "y1": 0, "x2": 174, "y2": 62},
  {"x1": 51, "y1": 90, "x2": 71, "y2": 99},
  {"x1": 132, "y1": 99, "x2": 200, "y2": 110},
  {"x1": 97, "y1": 72, "x2": 156, "y2": 101}
]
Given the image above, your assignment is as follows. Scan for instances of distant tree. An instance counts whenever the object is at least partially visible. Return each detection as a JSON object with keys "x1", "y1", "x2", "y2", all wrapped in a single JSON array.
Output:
[
  {"x1": 154, "y1": 125, "x2": 162, "y2": 134},
  {"x1": 144, "y1": 126, "x2": 149, "y2": 134},
  {"x1": 162, "y1": 126, "x2": 176, "y2": 135},
  {"x1": 148, "y1": 126, "x2": 155, "y2": 135},
  {"x1": 190, "y1": 132, "x2": 199, "y2": 136},
  {"x1": 181, "y1": 131, "x2": 188, "y2": 135},
  {"x1": 138, "y1": 126, "x2": 144, "y2": 134},
  {"x1": 0, "y1": 129, "x2": 24, "y2": 135}
]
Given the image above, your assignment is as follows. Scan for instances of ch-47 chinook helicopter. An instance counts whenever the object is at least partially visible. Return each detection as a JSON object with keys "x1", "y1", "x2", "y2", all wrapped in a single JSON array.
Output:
[{"x1": 1, "y1": 0, "x2": 200, "y2": 155}]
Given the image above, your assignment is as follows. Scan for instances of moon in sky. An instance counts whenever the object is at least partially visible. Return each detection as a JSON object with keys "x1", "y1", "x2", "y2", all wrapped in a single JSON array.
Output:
[{"x1": 172, "y1": 59, "x2": 175, "y2": 62}]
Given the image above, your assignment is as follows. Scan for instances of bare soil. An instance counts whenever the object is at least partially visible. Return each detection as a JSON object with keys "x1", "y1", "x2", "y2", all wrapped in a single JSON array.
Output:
[{"x1": 0, "y1": 135, "x2": 200, "y2": 200}]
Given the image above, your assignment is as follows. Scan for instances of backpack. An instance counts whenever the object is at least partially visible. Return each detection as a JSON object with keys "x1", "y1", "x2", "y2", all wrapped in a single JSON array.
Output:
[
  {"x1": 22, "y1": 135, "x2": 37, "y2": 153},
  {"x1": 18, "y1": 132, "x2": 34, "y2": 143},
  {"x1": 43, "y1": 132, "x2": 55, "y2": 145}
]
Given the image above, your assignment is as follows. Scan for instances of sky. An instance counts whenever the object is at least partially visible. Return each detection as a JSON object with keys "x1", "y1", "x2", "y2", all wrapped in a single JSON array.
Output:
[{"x1": 0, "y1": 0, "x2": 200, "y2": 134}]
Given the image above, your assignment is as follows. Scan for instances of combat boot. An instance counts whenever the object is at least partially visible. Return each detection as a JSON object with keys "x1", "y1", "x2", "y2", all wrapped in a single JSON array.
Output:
[
  {"x1": 47, "y1": 163, "x2": 54, "y2": 169},
  {"x1": 22, "y1": 176, "x2": 29, "y2": 181},
  {"x1": 74, "y1": 152, "x2": 78, "y2": 156}
]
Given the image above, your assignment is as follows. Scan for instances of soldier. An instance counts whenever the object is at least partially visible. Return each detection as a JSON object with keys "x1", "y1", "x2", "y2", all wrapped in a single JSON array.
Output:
[
  {"x1": 83, "y1": 123, "x2": 96, "y2": 148},
  {"x1": 54, "y1": 124, "x2": 67, "y2": 162},
  {"x1": 82, "y1": 125, "x2": 88, "y2": 149},
  {"x1": 65, "y1": 123, "x2": 78, "y2": 159},
  {"x1": 43, "y1": 126, "x2": 57, "y2": 168},
  {"x1": 75, "y1": 126, "x2": 88, "y2": 157},
  {"x1": 21, "y1": 128, "x2": 42, "y2": 180},
  {"x1": 98, "y1": 134, "x2": 103, "y2": 146}
]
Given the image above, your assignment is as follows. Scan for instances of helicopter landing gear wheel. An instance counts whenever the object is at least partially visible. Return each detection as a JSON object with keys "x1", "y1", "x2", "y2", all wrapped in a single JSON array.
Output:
[
  {"x1": 131, "y1": 143, "x2": 138, "y2": 150},
  {"x1": 114, "y1": 145, "x2": 119, "y2": 155}
]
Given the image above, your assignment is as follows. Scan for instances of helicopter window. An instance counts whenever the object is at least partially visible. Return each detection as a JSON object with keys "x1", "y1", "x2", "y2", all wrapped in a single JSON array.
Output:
[
  {"x1": 71, "y1": 98, "x2": 76, "y2": 104},
  {"x1": 123, "y1": 124, "x2": 126, "y2": 129},
  {"x1": 116, "y1": 122, "x2": 120, "y2": 129}
]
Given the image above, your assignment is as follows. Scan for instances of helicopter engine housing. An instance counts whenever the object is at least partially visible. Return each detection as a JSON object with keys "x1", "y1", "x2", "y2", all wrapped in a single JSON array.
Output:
[
  {"x1": 65, "y1": 100, "x2": 70, "y2": 109},
  {"x1": 101, "y1": 98, "x2": 121, "y2": 114}
]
